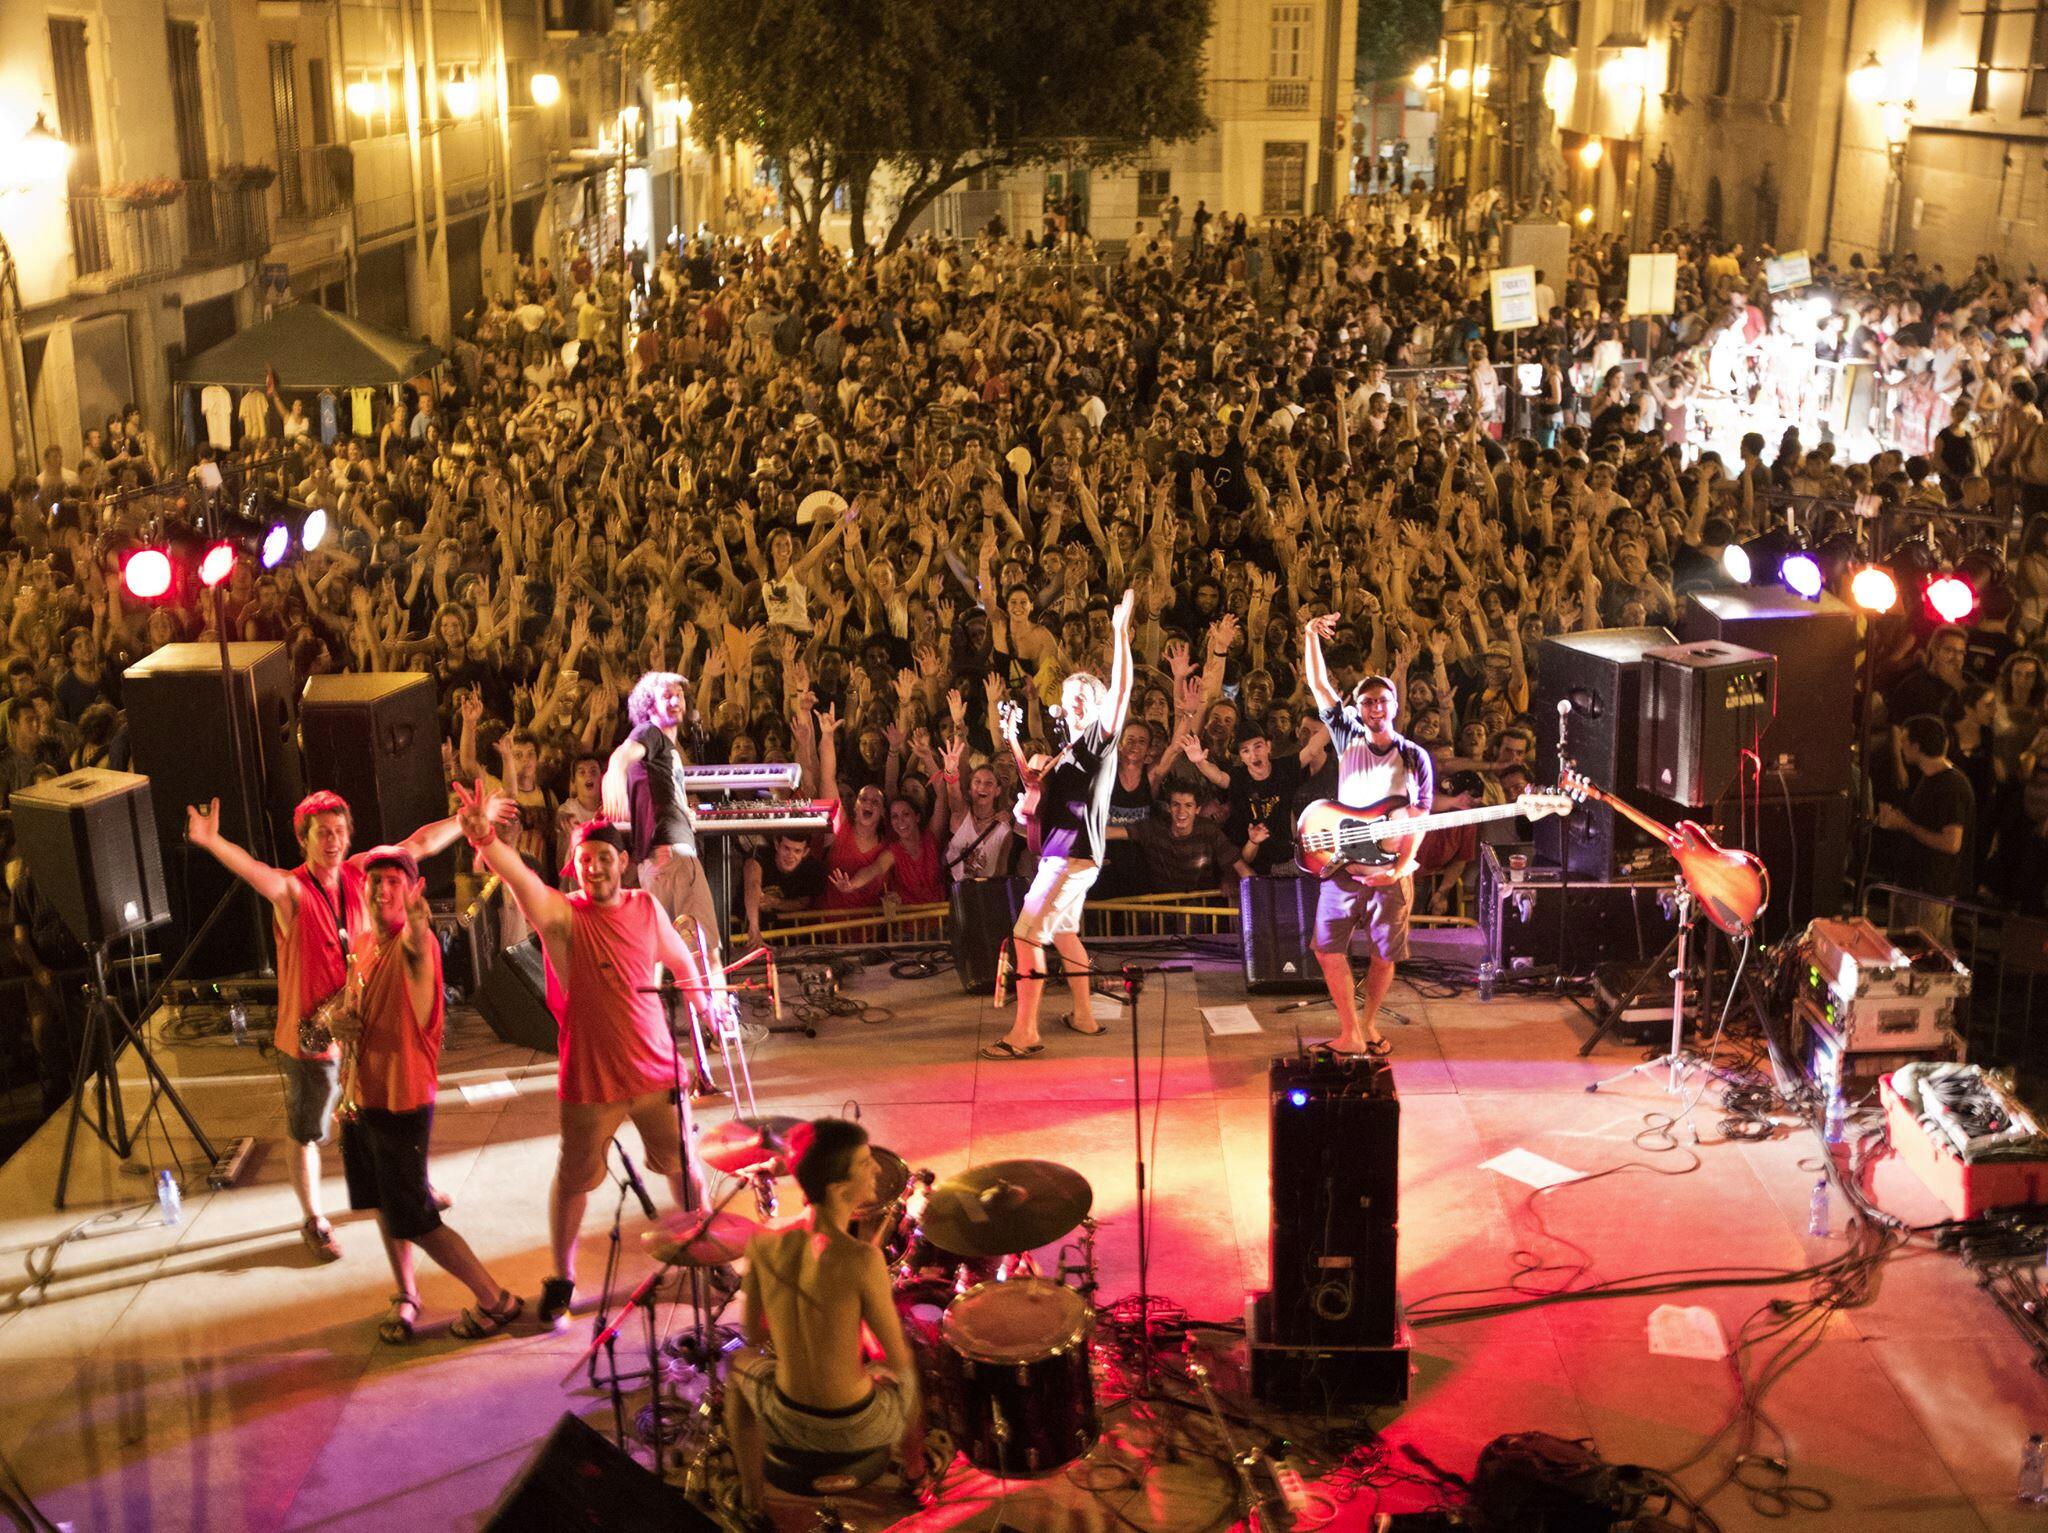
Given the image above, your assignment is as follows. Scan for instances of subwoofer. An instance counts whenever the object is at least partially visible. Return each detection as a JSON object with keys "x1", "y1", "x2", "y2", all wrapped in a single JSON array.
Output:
[
  {"x1": 474, "y1": 937, "x2": 559, "y2": 1053},
  {"x1": 483, "y1": 1412, "x2": 716, "y2": 1531},
  {"x1": 123, "y1": 642, "x2": 304, "y2": 977},
  {"x1": 1241, "y1": 874, "x2": 1325, "y2": 993},
  {"x1": 10, "y1": 769, "x2": 171, "y2": 946},
  {"x1": 301, "y1": 673, "x2": 453, "y2": 895}
]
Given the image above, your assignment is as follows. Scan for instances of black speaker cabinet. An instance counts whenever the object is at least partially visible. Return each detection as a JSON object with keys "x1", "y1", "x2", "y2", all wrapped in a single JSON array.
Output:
[
  {"x1": 1637, "y1": 641, "x2": 1777, "y2": 808},
  {"x1": 301, "y1": 672, "x2": 453, "y2": 895},
  {"x1": 1679, "y1": 589, "x2": 1857, "y2": 795},
  {"x1": 950, "y1": 876, "x2": 1061, "y2": 992},
  {"x1": 123, "y1": 642, "x2": 304, "y2": 977},
  {"x1": 475, "y1": 937, "x2": 560, "y2": 1053},
  {"x1": 1533, "y1": 627, "x2": 1686, "y2": 880},
  {"x1": 10, "y1": 769, "x2": 172, "y2": 947},
  {"x1": 1241, "y1": 875, "x2": 1325, "y2": 993},
  {"x1": 1268, "y1": 1052, "x2": 1400, "y2": 1346},
  {"x1": 1732, "y1": 789, "x2": 1852, "y2": 948},
  {"x1": 483, "y1": 1412, "x2": 716, "y2": 1532}
]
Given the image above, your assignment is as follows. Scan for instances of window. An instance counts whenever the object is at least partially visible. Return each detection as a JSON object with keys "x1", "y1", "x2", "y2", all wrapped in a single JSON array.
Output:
[
  {"x1": 1769, "y1": 20, "x2": 1797, "y2": 105},
  {"x1": 167, "y1": 21, "x2": 216, "y2": 255},
  {"x1": 343, "y1": 67, "x2": 400, "y2": 139},
  {"x1": 271, "y1": 43, "x2": 304, "y2": 216},
  {"x1": 1561, "y1": 0, "x2": 1582, "y2": 45},
  {"x1": 307, "y1": 58, "x2": 332, "y2": 145},
  {"x1": 48, "y1": 16, "x2": 107, "y2": 275},
  {"x1": 1270, "y1": 4, "x2": 1311, "y2": 79},
  {"x1": 1138, "y1": 168, "x2": 1171, "y2": 217},
  {"x1": 1974, "y1": 0, "x2": 1999, "y2": 111},
  {"x1": 1262, "y1": 140, "x2": 1308, "y2": 215},
  {"x1": 1651, "y1": 149, "x2": 1675, "y2": 229},
  {"x1": 2029, "y1": 6, "x2": 2048, "y2": 113},
  {"x1": 1711, "y1": 5, "x2": 1737, "y2": 97},
  {"x1": 1665, "y1": 24, "x2": 1687, "y2": 98}
]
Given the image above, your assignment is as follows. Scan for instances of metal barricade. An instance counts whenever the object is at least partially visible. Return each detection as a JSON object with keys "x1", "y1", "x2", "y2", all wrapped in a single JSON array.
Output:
[{"x1": 1861, "y1": 882, "x2": 2048, "y2": 1077}]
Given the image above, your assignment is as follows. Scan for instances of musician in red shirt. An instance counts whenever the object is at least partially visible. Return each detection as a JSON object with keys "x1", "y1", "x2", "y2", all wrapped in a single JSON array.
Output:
[
  {"x1": 455, "y1": 785, "x2": 716, "y2": 1329},
  {"x1": 331, "y1": 847, "x2": 521, "y2": 1343},
  {"x1": 187, "y1": 789, "x2": 496, "y2": 1261}
]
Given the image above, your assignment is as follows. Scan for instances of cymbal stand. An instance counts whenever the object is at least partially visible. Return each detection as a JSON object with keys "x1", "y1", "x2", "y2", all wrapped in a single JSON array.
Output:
[{"x1": 585, "y1": 1139, "x2": 657, "y2": 1400}]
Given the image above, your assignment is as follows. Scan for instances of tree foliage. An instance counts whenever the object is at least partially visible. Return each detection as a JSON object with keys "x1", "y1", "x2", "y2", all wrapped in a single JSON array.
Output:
[
  {"x1": 1355, "y1": 0, "x2": 1442, "y2": 91},
  {"x1": 648, "y1": 0, "x2": 1210, "y2": 251}
]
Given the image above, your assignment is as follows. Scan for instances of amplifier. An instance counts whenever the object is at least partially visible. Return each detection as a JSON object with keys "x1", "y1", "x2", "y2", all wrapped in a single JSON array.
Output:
[
  {"x1": 1478, "y1": 844, "x2": 1681, "y2": 978},
  {"x1": 1241, "y1": 875, "x2": 1324, "y2": 993},
  {"x1": 10, "y1": 768, "x2": 172, "y2": 947},
  {"x1": 1245, "y1": 1290, "x2": 1412, "y2": 1408},
  {"x1": 1268, "y1": 1052, "x2": 1399, "y2": 1347},
  {"x1": 1637, "y1": 641, "x2": 1777, "y2": 808}
]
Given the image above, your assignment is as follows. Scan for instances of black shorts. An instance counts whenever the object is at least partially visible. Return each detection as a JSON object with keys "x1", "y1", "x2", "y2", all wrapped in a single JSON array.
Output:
[{"x1": 340, "y1": 1105, "x2": 442, "y2": 1243}]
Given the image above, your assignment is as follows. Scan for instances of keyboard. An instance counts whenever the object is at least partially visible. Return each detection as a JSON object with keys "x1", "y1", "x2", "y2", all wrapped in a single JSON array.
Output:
[
  {"x1": 689, "y1": 799, "x2": 836, "y2": 836},
  {"x1": 679, "y1": 762, "x2": 802, "y2": 793}
]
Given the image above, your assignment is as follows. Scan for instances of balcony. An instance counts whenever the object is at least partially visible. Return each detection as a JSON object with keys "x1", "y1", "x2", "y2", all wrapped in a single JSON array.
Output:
[
  {"x1": 67, "y1": 195, "x2": 180, "y2": 292},
  {"x1": 277, "y1": 144, "x2": 353, "y2": 222},
  {"x1": 183, "y1": 175, "x2": 273, "y2": 266},
  {"x1": 1267, "y1": 79, "x2": 1312, "y2": 110}
]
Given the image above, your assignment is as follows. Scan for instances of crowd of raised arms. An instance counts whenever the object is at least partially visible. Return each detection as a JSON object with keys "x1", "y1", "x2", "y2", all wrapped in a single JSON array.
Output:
[{"x1": 6, "y1": 202, "x2": 2048, "y2": 971}]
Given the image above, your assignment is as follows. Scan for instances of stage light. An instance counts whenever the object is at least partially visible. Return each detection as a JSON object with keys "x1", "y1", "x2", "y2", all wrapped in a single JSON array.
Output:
[
  {"x1": 198, "y1": 542, "x2": 237, "y2": 588},
  {"x1": 1851, "y1": 565, "x2": 1898, "y2": 614},
  {"x1": 262, "y1": 521, "x2": 291, "y2": 567},
  {"x1": 1288, "y1": 1089, "x2": 1309, "y2": 1108},
  {"x1": 1721, "y1": 542, "x2": 1753, "y2": 584},
  {"x1": 300, "y1": 506, "x2": 329, "y2": 552},
  {"x1": 1926, "y1": 574, "x2": 1977, "y2": 623},
  {"x1": 1781, "y1": 551, "x2": 1824, "y2": 599},
  {"x1": 124, "y1": 548, "x2": 173, "y2": 600}
]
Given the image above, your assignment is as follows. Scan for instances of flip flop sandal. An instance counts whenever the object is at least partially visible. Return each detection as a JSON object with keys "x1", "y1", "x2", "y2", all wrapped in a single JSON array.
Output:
[
  {"x1": 1062, "y1": 1015, "x2": 1107, "y2": 1036},
  {"x1": 1364, "y1": 1037, "x2": 1394, "y2": 1058},
  {"x1": 979, "y1": 1040, "x2": 1046, "y2": 1060},
  {"x1": 302, "y1": 1217, "x2": 343, "y2": 1263},
  {"x1": 451, "y1": 1290, "x2": 524, "y2": 1340},
  {"x1": 379, "y1": 1293, "x2": 421, "y2": 1346}
]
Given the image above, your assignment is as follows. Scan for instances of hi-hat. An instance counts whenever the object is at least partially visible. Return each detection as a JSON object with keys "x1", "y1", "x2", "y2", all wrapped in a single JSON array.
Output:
[
  {"x1": 921, "y1": 1158, "x2": 1092, "y2": 1258},
  {"x1": 699, "y1": 1115, "x2": 804, "y2": 1174},
  {"x1": 643, "y1": 1209, "x2": 760, "y2": 1267}
]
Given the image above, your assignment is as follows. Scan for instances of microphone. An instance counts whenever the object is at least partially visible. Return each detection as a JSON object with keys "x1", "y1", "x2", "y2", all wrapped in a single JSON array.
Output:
[{"x1": 613, "y1": 1140, "x2": 657, "y2": 1219}]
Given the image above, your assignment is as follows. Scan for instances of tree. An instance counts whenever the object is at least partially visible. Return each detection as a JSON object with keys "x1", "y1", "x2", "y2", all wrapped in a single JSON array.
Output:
[
  {"x1": 648, "y1": 0, "x2": 1210, "y2": 252},
  {"x1": 1355, "y1": 0, "x2": 1441, "y2": 91}
]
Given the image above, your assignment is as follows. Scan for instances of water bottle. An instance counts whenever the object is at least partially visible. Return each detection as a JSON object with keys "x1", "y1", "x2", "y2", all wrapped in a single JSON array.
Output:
[
  {"x1": 156, "y1": 1169, "x2": 182, "y2": 1228},
  {"x1": 228, "y1": 1003, "x2": 249, "y2": 1046},
  {"x1": 1476, "y1": 960, "x2": 1497, "y2": 1003},
  {"x1": 1823, "y1": 1077, "x2": 1846, "y2": 1145},
  {"x1": 2019, "y1": 1434, "x2": 2048, "y2": 1506},
  {"x1": 1807, "y1": 1176, "x2": 1830, "y2": 1238}
]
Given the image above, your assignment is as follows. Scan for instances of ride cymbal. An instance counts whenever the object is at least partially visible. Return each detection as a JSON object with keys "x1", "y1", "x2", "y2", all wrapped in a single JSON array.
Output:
[{"x1": 920, "y1": 1158, "x2": 1092, "y2": 1258}]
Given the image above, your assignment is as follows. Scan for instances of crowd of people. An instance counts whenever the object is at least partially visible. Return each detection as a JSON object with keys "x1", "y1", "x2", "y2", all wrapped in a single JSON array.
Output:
[{"x1": 5, "y1": 202, "x2": 2048, "y2": 1073}]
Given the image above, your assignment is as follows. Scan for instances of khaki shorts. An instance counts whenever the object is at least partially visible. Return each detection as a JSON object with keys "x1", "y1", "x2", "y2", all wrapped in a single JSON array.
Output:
[
  {"x1": 728, "y1": 1347, "x2": 911, "y2": 1457},
  {"x1": 1313, "y1": 874, "x2": 1412, "y2": 962},
  {"x1": 642, "y1": 850, "x2": 719, "y2": 959},
  {"x1": 557, "y1": 1088, "x2": 690, "y2": 1195},
  {"x1": 1013, "y1": 856, "x2": 1098, "y2": 947}
]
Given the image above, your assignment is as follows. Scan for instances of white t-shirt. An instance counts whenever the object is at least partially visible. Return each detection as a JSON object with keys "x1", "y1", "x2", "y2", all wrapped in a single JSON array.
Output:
[
  {"x1": 947, "y1": 811, "x2": 1014, "y2": 882},
  {"x1": 199, "y1": 385, "x2": 234, "y2": 448}
]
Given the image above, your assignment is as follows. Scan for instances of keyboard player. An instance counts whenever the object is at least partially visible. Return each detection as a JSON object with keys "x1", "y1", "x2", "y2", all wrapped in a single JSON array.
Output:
[{"x1": 603, "y1": 672, "x2": 722, "y2": 967}]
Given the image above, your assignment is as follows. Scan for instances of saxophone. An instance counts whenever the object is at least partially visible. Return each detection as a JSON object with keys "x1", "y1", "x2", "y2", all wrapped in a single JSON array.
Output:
[{"x1": 302, "y1": 952, "x2": 367, "y2": 1122}]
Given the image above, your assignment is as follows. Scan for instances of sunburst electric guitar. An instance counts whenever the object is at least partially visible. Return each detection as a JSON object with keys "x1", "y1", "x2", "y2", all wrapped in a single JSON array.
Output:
[
  {"x1": 1557, "y1": 766, "x2": 1770, "y2": 936},
  {"x1": 1295, "y1": 789, "x2": 1575, "y2": 890}
]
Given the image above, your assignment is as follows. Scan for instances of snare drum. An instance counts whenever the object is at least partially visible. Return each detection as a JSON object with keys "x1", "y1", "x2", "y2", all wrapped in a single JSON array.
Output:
[{"x1": 936, "y1": 1278, "x2": 1097, "y2": 1475}]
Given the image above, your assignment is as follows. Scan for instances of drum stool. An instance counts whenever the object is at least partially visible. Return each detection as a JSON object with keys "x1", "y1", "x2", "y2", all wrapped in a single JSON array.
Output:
[{"x1": 761, "y1": 1442, "x2": 891, "y2": 1530}]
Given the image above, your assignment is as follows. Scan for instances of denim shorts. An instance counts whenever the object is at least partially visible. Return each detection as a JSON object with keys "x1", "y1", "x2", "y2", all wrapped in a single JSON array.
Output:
[{"x1": 280, "y1": 1051, "x2": 343, "y2": 1146}]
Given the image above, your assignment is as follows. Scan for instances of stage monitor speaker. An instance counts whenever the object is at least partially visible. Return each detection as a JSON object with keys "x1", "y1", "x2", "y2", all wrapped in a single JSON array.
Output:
[
  {"x1": 10, "y1": 769, "x2": 172, "y2": 947},
  {"x1": 475, "y1": 936, "x2": 560, "y2": 1053},
  {"x1": 950, "y1": 876, "x2": 1061, "y2": 993},
  {"x1": 1241, "y1": 875, "x2": 1325, "y2": 993},
  {"x1": 123, "y1": 642, "x2": 304, "y2": 978},
  {"x1": 301, "y1": 672, "x2": 453, "y2": 895},
  {"x1": 1268, "y1": 1053, "x2": 1400, "y2": 1346},
  {"x1": 1533, "y1": 627, "x2": 1685, "y2": 880},
  {"x1": 1679, "y1": 589, "x2": 1858, "y2": 795},
  {"x1": 482, "y1": 1411, "x2": 717, "y2": 1532},
  {"x1": 1637, "y1": 641, "x2": 1777, "y2": 808},
  {"x1": 1732, "y1": 789, "x2": 1852, "y2": 948}
]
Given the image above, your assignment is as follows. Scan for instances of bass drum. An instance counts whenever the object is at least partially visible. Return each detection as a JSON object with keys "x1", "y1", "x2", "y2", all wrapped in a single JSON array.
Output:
[{"x1": 936, "y1": 1278, "x2": 1096, "y2": 1475}]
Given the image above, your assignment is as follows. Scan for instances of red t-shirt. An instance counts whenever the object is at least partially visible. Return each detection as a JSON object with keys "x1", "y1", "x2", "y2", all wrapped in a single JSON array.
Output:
[
  {"x1": 543, "y1": 889, "x2": 680, "y2": 1105},
  {"x1": 1415, "y1": 821, "x2": 1479, "y2": 877},
  {"x1": 888, "y1": 831, "x2": 945, "y2": 904},
  {"x1": 820, "y1": 817, "x2": 888, "y2": 909},
  {"x1": 353, "y1": 930, "x2": 444, "y2": 1113},
  {"x1": 274, "y1": 863, "x2": 369, "y2": 1062}
]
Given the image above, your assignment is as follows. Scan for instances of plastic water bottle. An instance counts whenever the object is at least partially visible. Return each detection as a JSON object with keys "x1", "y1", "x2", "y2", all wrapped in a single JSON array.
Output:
[
  {"x1": 1823, "y1": 1077, "x2": 1846, "y2": 1145},
  {"x1": 156, "y1": 1169, "x2": 182, "y2": 1228},
  {"x1": 1476, "y1": 960, "x2": 1497, "y2": 1003},
  {"x1": 2019, "y1": 1434, "x2": 2048, "y2": 1505},
  {"x1": 228, "y1": 1003, "x2": 248, "y2": 1046},
  {"x1": 1807, "y1": 1176, "x2": 1830, "y2": 1238}
]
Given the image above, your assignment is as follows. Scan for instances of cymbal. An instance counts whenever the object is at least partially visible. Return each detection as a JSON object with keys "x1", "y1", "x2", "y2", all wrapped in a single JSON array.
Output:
[
  {"x1": 643, "y1": 1209, "x2": 761, "y2": 1267},
  {"x1": 700, "y1": 1115, "x2": 804, "y2": 1175},
  {"x1": 921, "y1": 1158, "x2": 1092, "y2": 1259}
]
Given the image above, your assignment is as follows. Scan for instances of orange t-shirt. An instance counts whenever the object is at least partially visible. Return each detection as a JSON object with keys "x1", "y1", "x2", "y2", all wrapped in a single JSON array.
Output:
[
  {"x1": 543, "y1": 889, "x2": 679, "y2": 1105},
  {"x1": 353, "y1": 930, "x2": 444, "y2": 1113},
  {"x1": 274, "y1": 864, "x2": 370, "y2": 1062}
]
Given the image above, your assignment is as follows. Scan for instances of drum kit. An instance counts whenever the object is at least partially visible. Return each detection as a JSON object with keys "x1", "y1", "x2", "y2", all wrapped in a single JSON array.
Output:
[{"x1": 645, "y1": 1117, "x2": 1109, "y2": 1483}]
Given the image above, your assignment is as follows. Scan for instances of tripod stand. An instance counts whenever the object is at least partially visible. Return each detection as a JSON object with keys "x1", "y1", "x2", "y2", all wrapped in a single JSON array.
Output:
[
  {"x1": 56, "y1": 939, "x2": 218, "y2": 1209},
  {"x1": 1584, "y1": 879, "x2": 1701, "y2": 1095}
]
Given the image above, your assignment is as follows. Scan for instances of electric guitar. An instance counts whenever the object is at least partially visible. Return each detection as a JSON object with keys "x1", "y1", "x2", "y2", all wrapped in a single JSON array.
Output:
[
  {"x1": 1295, "y1": 789, "x2": 1574, "y2": 889},
  {"x1": 1557, "y1": 766, "x2": 1769, "y2": 937},
  {"x1": 997, "y1": 699, "x2": 1069, "y2": 853}
]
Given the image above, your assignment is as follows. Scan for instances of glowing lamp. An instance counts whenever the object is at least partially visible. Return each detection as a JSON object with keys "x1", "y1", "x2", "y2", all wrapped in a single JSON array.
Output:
[
  {"x1": 1781, "y1": 552, "x2": 1824, "y2": 599},
  {"x1": 262, "y1": 522, "x2": 291, "y2": 568},
  {"x1": 1448, "y1": 66, "x2": 1471, "y2": 92},
  {"x1": 1850, "y1": 565, "x2": 1898, "y2": 614},
  {"x1": 301, "y1": 507, "x2": 329, "y2": 552},
  {"x1": 1721, "y1": 543, "x2": 1753, "y2": 584},
  {"x1": 1579, "y1": 139, "x2": 1604, "y2": 169},
  {"x1": 21, "y1": 114, "x2": 71, "y2": 186},
  {"x1": 199, "y1": 542, "x2": 237, "y2": 588},
  {"x1": 1473, "y1": 65, "x2": 1492, "y2": 95},
  {"x1": 1412, "y1": 63, "x2": 1436, "y2": 91},
  {"x1": 1576, "y1": 205, "x2": 1595, "y2": 225},
  {"x1": 124, "y1": 549, "x2": 173, "y2": 600},
  {"x1": 443, "y1": 74, "x2": 479, "y2": 118},
  {"x1": 529, "y1": 71, "x2": 562, "y2": 108},
  {"x1": 1848, "y1": 51, "x2": 1886, "y2": 103},
  {"x1": 344, "y1": 80, "x2": 388, "y2": 117},
  {"x1": 1926, "y1": 574, "x2": 1976, "y2": 623}
]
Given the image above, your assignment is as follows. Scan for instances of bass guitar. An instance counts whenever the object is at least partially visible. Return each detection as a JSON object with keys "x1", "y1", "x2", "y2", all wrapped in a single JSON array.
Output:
[
  {"x1": 1295, "y1": 789, "x2": 1575, "y2": 888},
  {"x1": 997, "y1": 699, "x2": 1069, "y2": 854},
  {"x1": 1557, "y1": 767, "x2": 1769, "y2": 937}
]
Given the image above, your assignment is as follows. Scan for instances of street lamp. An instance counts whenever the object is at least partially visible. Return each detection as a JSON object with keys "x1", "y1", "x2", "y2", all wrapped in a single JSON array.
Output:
[
  {"x1": 443, "y1": 70, "x2": 480, "y2": 119},
  {"x1": 1412, "y1": 63, "x2": 1435, "y2": 92},
  {"x1": 1579, "y1": 139, "x2": 1604, "y2": 168},
  {"x1": 1848, "y1": 51, "x2": 1887, "y2": 103},
  {"x1": 21, "y1": 114, "x2": 70, "y2": 186},
  {"x1": 529, "y1": 71, "x2": 562, "y2": 108}
]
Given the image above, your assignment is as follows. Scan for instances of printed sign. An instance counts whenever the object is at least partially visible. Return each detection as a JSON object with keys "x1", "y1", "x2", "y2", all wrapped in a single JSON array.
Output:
[
  {"x1": 1627, "y1": 252, "x2": 1679, "y2": 315},
  {"x1": 1490, "y1": 266, "x2": 1539, "y2": 332},
  {"x1": 1765, "y1": 250, "x2": 1812, "y2": 293}
]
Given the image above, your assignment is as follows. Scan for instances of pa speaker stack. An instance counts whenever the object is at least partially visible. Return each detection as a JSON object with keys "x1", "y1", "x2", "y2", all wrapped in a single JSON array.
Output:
[
  {"x1": 10, "y1": 769, "x2": 172, "y2": 947},
  {"x1": 301, "y1": 673, "x2": 454, "y2": 895},
  {"x1": 1247, "y1": 1051, "x2": 1410, "y2": 1407}
]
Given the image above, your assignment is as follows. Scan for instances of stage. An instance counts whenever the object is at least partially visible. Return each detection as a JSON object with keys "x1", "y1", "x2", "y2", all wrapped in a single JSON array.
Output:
[{"x1": 0, "y1": 929, "x2": 2040, "y2": 1532}]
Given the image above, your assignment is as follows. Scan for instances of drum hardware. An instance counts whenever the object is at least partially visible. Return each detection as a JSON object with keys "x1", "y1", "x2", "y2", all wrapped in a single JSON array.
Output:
[
  {"x1": 1056, "y1": 1217, "x2": 1100, "y2": 1301},
  {"x1": 936, "y1": 1277, "x2": 1099, "y2": 1476}
]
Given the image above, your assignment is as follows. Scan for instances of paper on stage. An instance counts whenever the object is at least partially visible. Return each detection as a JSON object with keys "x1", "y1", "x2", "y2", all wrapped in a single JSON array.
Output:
[
  {"x1": 1647, "y1": 1304, "x2": 1730, "y2": 1359},
  {"x1": 1202, "y1": 1005, "x2": 1263, "y2": 1036},
  {"x1": 1091, "y1": 992, "x2": 1123, "y2": 1023},
  {"x1": 1479, "y1": 1147, "x2": 1586, "y2": 1188},
  {"x1": 458, "y1": 1079, "x2": 518, "y2": 1105}
]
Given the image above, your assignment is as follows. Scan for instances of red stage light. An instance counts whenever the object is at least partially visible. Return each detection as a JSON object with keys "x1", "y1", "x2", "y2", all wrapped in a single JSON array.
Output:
[
  {"x1": 199, "y1": 541, "x2": 237, "y2": 588},
  {"x1": 123, "y1": 548, "x2": 174, "y2": 600},
  {"x1": 1926, "y1": 574, "x2": 1976, "y2": 624}
]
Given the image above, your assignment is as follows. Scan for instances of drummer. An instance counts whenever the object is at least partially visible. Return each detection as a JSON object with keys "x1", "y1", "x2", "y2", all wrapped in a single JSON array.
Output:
[{"x1": 726, "y1": 1117, "x2": 919, "y2": 1524}]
